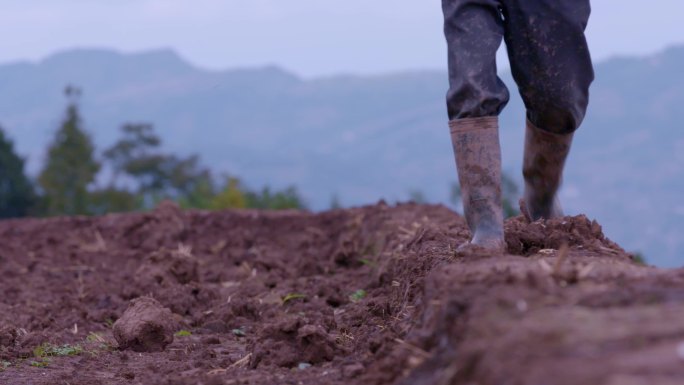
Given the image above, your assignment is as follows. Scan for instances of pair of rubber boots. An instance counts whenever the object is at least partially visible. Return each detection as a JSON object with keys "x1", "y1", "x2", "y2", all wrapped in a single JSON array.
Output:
[{"x1": 449, "y1": 116, "x2": 573, "y2": 253}]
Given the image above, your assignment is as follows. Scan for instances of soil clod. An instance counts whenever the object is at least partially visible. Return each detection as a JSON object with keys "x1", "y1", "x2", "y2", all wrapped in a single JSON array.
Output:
[{"x1": 113, "y1": 297, "x2": 177, "y2": 352}]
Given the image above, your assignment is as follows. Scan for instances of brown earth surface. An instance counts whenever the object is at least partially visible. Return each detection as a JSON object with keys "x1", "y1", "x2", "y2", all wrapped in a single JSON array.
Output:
[{"x1": 1, "y1": 201, "x2": 683, "y2": 385}]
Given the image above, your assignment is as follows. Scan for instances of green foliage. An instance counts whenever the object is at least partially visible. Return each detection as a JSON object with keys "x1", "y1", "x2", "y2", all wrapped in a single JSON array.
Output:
[
  {"x1": 86, "y1": 332, "x2": 104, "y2": 343},
  {"x1": 30, "y1": 358, "x2": 50, "y2": 368},
  {"x1": 27, "y1": 87, "x2": 308, "y2": 217},
  {"x1": 181, "y1": 177, "x2": 305, "y2": 211},
  {"x1": 232, "y1": 328, "x2": 246, "y2": 337},
  {"x1": 0, "y1": 360, "x2": 10, "y2": 371},
  {"x1": 103, "y1": 123, "x2": 160, "y2": 184},
  {"x1": 164, "y1": 155, "x2": 213, "y2": 202},
  {"x1": 181, "y1": 175, "x2": 300, "y2": 212},
  {"x1": 329, "y1": 194, "x2": 342, "y2": 210},
  {"x1": 246, "y1": 186, "x2": 306, "y2": 210},
  {"x1": 33, "y1": 343, "x2": 83, "y2": 358},
  {"x1": 178, "y1": 173, "x2": 216, "y2": 209},
  {"x1": 209, "y1": 177, "x2": 247, "y2": 209},
  {"x1": 38, "y1": 86, "x2": 100, "y2": 216},
  {"x1": 0, "y1": 128, "x2": 36, "y2": 218},
  {"x1": 349, "y1": 289, "x2": 367, "y2": 303},
  {"x1": 88, "y1": 187, "x2": 141, "y2": 215},
  {"x1": 358, "y1": 258, "x2": 376, "y2": 267},
  {"x1": 408, "y1": 189, "x2": 426, "y2": 204},
  {"x1": 50, "y1": 344, "x2": 83, "y2": 356},
  {"x1": 104, "y1": 123, "x2": 211, "y2": 209},
  {"x1": 84, "y1": 332, "x2": 113, "y2": 353},
  {"x1": 174, "y1": 330, "x2": 192, "y2": 337},
  {"x1": 282, "y1": 293, "x2": 306, "y2": 304},
  {"x1": 631, "y1": 252, "x2": 647, "y2": 265}
]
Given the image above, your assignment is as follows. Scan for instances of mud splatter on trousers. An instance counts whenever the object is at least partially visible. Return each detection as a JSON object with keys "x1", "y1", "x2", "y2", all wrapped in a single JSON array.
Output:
[{"x1": 442, "y1": 0, "x2": 594, "y2": 134}]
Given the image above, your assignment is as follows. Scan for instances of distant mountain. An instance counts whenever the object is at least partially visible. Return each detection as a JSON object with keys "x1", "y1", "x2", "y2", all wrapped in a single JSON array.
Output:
[{"x1": 1, "y1": 46, "x2": 682, "y2": 266}]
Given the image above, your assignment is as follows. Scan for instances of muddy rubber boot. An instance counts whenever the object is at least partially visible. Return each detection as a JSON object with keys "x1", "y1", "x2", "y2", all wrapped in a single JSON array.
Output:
[
  {"x1": 449, "y1": 117, "x2": 505, "y2": 253},
  {"x1": 521, "y1": 120, "x2": 574, "y2": 221}
]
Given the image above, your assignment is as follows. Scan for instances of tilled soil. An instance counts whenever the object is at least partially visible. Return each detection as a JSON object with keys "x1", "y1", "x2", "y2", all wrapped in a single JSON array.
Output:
[{"x1": 0, "y1": 202, "x2": 683, "y2": 385}]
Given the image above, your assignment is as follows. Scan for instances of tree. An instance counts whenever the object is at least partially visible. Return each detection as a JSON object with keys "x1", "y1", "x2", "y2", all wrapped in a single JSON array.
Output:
[
  {"x1": 209, "y1": 177, "x2": 247, "y2": 209},
  {"x1": 38, "y1": 86, "x2": 100, "y2": 216},
  {"x1": 102, "y1": 123, "x2": 307, "y2": 213},
  {"x1": 177, "y1": 171, "x2": 226, "y2": 210},
  {"x1": 104, "y1": 123, "x2": 212, "y2": 208},
  {"x1": 408, "y1": 189, "x2": 427, "y2": 204},
  {"x1": 0, "y1": 127, "x2": 35, "y2": 218},
  {"x1": 246, "y1": 186, "x2": 306, "y2": 210},
  {"x1": 165, "y1": 155, "x2": 212, "y2": 200},
  {"x1": 88, "y1": 188, "x2": 141, "y2": 215},
  {"x1": 329, "y1": 194, "x2": 342, "y2": 210},
  {"x1": 103, "y1": 123, "x2": 161, "y2": 188}
]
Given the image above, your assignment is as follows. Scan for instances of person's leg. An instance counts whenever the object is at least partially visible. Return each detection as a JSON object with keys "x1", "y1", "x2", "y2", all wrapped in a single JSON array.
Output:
[
  {"x1": 443, "y1": 0, "x2": 508, "y2": 251},
  {"x1": 502, "y1": 0, "x2": 594, "y2": 220},
  {"x1": 444, "y1": 0, "x2": 509, "y2": 120}
]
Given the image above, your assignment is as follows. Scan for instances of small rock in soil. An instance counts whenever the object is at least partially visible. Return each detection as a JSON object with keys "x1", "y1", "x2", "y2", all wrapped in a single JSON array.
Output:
[
  {"x1": 113, "y1": 297, "x2": 176, "y2": 352},
  {"x1": 342, "y1": 363, "x2": 365, "y2": 378},
  {"x1": 0, "y1": 326, "x2": 17, "y2": 347}
]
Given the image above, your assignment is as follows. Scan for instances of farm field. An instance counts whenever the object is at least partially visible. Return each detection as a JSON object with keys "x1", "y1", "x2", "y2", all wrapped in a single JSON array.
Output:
[{"x1": 1, "y1": 202, "x2": 683, "y2": 385}]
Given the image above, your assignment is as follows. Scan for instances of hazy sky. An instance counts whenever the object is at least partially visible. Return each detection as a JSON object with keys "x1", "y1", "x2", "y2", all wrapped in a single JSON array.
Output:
[{"x1": 1, "y1": 1, "x2": 683, "y2": 77}]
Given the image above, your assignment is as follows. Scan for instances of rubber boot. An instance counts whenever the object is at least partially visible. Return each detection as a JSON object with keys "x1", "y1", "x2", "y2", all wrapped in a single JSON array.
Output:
[
  {"x1": 449, "y1": 117, "x2": 505, "y2": 253},
  {"x1": 521, "y1": 120, "x2": 574, "y2": 221}
]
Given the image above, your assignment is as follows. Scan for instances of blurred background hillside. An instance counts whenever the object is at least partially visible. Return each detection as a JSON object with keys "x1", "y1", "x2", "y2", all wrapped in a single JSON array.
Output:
[{"x1": 0, "y1": 1, "x2": 682, "y2": 266}]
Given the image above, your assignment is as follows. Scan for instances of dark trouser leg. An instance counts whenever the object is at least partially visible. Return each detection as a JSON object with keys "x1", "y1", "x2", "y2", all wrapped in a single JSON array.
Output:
[
  {"x1": 443, "y1": 0, "x2": 509, "y2": 120},
  {"x1": 443, "y1": 0, "x2": 507, "y2": 251},
  {"x1": 503, "y1": 0, "x2": 594, "y2": 134},
  {"x1": 502, "y1": 0, "x2": 594, "y2": 220}
]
